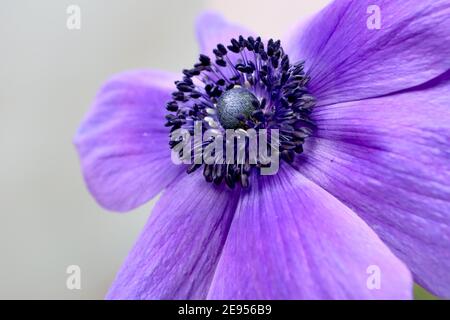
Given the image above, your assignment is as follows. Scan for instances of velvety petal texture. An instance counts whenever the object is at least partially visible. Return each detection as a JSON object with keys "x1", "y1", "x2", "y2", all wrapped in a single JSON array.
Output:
[
  {"x1": 286, "y1": 0, "x2": 450, "y2": 106},
  {"x1": 74, "y1": 70, "x2": 184, "y2": 212},
  {"x1": 196, "y1": 11, "x2": 254, "y2": 55},
  {"x1": 207, "y1": 166, "x2": 412, "y2": 299},
  {"x1": 294, "y1": 74, "x2": 450, "y2": 297},
  {"x1": 107, "y1": 171, "x2": 240, "y2": 299}
]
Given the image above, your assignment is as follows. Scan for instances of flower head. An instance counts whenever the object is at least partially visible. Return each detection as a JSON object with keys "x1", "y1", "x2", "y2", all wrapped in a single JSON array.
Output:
[{"x1": 75, "y1": 0, "x2": 450, "y2": 300}]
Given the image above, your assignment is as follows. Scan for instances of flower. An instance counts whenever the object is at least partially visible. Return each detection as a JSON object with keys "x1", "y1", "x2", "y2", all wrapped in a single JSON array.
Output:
[{"x1": 74, "y1": 0, "x2": 450, "y2": 300}]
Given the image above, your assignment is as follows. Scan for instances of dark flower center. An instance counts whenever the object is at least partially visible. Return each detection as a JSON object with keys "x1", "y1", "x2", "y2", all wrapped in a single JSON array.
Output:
[
  {"x1": 216, "y1": 87, "x2": 258, "y2": 129},
  {"x1": 165, "y1": 36, "x2": 316, "y2": 188}
]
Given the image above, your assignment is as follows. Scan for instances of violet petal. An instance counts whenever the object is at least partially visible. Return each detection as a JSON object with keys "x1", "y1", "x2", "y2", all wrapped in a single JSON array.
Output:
[
  {"x1": 207, "y1": 166, "x2": 412, "y2": 299},
  {"x1": 74, "y1": 70, "x2": 184, "y2": 212},
  {"x1": 285, "y1": 0, "x2": 450, "y2": 106},
  {"x1": 294, "y1": 72, "x2": 450, "y2": 297},
  {"x1": 107, "y1": 171, "x2": 240, "y2": 299}
]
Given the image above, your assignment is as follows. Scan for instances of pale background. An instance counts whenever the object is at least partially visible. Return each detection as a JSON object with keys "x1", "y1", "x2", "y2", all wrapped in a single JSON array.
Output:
[{"x1": 0, "y1": 0, "x2": 432, "y2": 299}]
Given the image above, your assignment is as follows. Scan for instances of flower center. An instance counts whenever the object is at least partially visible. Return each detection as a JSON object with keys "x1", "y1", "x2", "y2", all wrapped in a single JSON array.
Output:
[
  {"x1": 216, "y1": 87, "x2": 258, "y2": 129},
  {"x1": 165, "y1": 36, "x2": 316, "y2": 188}
]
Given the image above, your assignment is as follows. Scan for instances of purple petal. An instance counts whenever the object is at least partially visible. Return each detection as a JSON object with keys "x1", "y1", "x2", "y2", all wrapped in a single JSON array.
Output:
[
  {"x1": 286, "y1": 0, "x2": 450, "y2": 106},
  {"x1": 294, "y1": 74, "x2": 450, "y2": 297},
  {"x1": 207, "y1": 166, "x2": 412, "y2": 300},
  {"x1": 106, "y1": 171, "x2": 240, "y2": 299},
  {"x1": 74, "y1": 70, "x2": 184, "y2": 212},
  {"x1": 196, "y1": 11, "x2": 254, "y2": 55}
]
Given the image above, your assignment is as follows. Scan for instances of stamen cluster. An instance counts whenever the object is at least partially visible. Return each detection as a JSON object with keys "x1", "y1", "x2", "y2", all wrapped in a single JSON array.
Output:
[{"x1": 166, "y1": 36, "x2": 315, "y2": 188}]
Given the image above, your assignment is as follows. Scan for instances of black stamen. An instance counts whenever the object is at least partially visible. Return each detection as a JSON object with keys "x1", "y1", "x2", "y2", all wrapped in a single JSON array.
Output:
[{"x1": 166, "y1": 36, "x2": 315, "y2": 188}]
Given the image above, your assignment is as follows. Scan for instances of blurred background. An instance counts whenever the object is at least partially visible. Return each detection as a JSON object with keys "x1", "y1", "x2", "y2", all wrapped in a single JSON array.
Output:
[{"x1": 0, "y1": 0, "x2": 436, "y2": 299}]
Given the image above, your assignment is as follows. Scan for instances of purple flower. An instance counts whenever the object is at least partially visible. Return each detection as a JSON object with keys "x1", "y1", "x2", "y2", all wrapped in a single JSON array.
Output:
[{"x1": 74, "y1": 0, "x2": 450, "y2": 300}]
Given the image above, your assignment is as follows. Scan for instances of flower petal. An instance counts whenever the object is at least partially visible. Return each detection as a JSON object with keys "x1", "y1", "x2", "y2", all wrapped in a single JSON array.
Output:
[
  {"x1": 207, "y1": 166, "x2": 412, "y2": 299},
  {"x1": 74, "y1": 70, "x2": 184, "y2": 212},
  {"x1": 294, "y1": 74, "x2": 450, "y2": 297},
  {"x1": 106, "y1": 171, "x2": 240, "y2": 299},
  {"x1": 196, "y1": 11, "x2": 254, "y2": 55},
  {"x1": 286, "y1": 0, "x2": 450, "y2": 106}
]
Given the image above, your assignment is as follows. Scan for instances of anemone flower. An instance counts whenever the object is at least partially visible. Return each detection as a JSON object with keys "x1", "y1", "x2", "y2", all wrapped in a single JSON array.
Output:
[{"x1": 75, "y1": 0, "x2": 450, "y2": 300}]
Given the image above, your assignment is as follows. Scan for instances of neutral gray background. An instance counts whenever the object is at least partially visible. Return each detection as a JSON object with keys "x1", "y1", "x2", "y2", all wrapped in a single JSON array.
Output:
[{"x1": 0, "y1": 0, "x2": 379, "y2": 299}]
